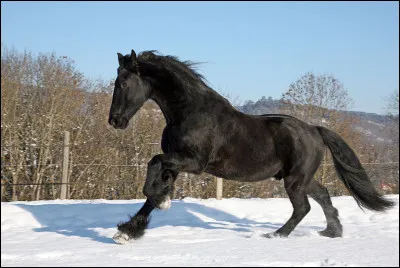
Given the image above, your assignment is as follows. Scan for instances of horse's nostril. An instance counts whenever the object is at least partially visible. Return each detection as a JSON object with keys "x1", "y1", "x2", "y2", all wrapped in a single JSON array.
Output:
[{"x1": 109, "y1": 117, "x2": 119, "y2": 127}]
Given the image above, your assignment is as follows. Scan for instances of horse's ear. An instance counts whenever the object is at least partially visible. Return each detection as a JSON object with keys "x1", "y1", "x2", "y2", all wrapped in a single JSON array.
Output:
[
  {"x1": 117, "y1": 53, "x2": 124, "y2": 67},
  {"x1": 131, "y1": 49, "x2": 137, "y2": 64}
]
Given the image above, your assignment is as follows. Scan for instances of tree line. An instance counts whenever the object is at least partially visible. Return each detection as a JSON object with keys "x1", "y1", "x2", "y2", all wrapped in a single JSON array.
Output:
[{"x1": 1, "y1": 46, "x2": 398, "y2": 201}]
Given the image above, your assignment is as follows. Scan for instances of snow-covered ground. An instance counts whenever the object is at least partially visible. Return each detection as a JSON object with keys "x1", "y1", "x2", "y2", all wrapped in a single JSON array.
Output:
[{"x1": 1, "y1": 195, "x2": 399, "y2": 267}]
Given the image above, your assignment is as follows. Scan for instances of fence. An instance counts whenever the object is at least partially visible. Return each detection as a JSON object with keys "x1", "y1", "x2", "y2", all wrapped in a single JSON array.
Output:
[
  {"x1": 1, "y1": 131, "x2": 226, "y2": 201},
  {"x1": 1, "y1": 131, "x2": 399, "y2": 201}
]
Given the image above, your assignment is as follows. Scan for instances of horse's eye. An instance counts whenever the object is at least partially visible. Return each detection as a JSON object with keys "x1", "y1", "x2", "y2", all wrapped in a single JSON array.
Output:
[
  {"x1": 162, "y1": 171, "x2": 173, "y2": 181},
  {"x1": 121, "y1": 82, "x2": 127, "y2": 88}
]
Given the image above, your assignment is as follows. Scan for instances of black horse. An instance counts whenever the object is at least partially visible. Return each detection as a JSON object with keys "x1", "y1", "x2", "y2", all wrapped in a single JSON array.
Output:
[{"x1": 108, "y1": 49, "x2": 394, "y2": 244}]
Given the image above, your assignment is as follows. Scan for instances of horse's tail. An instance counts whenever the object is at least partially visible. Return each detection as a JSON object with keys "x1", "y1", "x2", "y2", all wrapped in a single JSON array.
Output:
[{"x1": 316, "y1": 126, "x2": 394, "y2": 212}]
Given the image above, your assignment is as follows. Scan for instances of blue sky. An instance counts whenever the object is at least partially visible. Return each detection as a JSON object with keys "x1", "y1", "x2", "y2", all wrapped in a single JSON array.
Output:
[{"x1": 1, "y1": 1, "x2": 398, "y2": 114}]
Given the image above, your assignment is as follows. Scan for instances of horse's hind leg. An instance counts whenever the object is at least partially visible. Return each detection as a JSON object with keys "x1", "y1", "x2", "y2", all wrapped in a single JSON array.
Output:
[
  {"x1": 307, "y1": 179, "x2": 342, "y2": 238},
  {"x1": 264, "y1": 175, "x2": 311, "y2": 238}
]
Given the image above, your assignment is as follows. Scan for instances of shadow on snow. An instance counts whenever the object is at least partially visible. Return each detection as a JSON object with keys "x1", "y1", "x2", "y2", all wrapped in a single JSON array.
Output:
[{"x1": 15, "y1": 200, "x2": 323, "y2": 244}]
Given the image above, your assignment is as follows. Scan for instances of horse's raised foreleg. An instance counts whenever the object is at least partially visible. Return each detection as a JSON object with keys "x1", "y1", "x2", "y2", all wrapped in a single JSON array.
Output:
[
  {"x1": 113, "y1": 198, "x2": 155, "y2": 244},
  {"x1": 113, "y1": 152, "x2": 202, "y2": 244},
  {"x1": 142, "y1": 153, "x2": 204, "y2": 199},
  {"x1": 307, "y1": 179, "x2": 342, "y2": 238},
  {"x1": 264, "y1": 175, "x2": 311, "y2": 238}
]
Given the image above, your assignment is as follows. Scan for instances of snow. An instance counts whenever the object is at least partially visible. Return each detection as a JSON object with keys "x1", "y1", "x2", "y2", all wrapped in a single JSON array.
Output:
[{"x1": 1, "y1": 195, "x2": 399, "y2": 267}]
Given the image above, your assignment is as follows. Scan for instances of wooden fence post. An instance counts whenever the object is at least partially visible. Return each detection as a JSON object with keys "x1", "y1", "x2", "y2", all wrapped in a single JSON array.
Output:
[
  {"x1": 216, "y1": 176, "x2": 223, "y2": 200},
  {"x1": 60, "y1": 131, "x2": 70, "y2": 200}
]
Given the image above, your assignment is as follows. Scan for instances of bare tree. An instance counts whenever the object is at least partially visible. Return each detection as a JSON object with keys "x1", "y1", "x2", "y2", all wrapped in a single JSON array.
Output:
[
  {"x1": 385, "y1": 89, "x2": 399, "y2": 116},
  {"x1": 280, "y1": 72, "x2": 361, "y2": 195},
  {"x1": 2, "y1": 46, "x2": 396, "y2": 201},
  {"x1": 383, "y1": 89, "x2": 399, "y2": 192}
]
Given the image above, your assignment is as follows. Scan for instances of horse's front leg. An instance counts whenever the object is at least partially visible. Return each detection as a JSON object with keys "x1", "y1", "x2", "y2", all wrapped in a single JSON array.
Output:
[
  {"x1": 142, "y1": 153, "x2": 202, "y2": 207},
  {"x1": 113, "y1": 153, "x2": 202, "y2": 244},
  {"x1": 113, "y1": 198, "x2": 155, "y2": 244}
]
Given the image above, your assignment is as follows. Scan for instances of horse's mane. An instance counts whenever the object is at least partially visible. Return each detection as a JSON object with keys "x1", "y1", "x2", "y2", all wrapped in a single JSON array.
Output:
[
  {"x1": 136, "y1": 50, "x2": 208, "y2": 87},
  {"x1": 127, "y1": 50, "x2": 234, "y2": 109}
]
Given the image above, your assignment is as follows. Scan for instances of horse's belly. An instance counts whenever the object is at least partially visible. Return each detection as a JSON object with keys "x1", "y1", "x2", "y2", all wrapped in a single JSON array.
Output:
[
  {"x1": 204, "y1": 158, "x2": 282, "y2": 182},
  {"x1": 204, "y1": 122, "x2": 284, "y2": 182}
]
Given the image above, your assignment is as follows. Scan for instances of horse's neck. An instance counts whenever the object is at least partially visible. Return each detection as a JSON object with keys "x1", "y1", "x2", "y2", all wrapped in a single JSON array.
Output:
[
  {"x1": 143, "y1": 60, "x2": 235, "y2": 124},
  {"x1": 151, "y1": 94, "x2": 176, "y2": 124},
  {"x1": 151, "y1": 83, "x2": 233, "y2": 125},
  {"x1": 150, "y1": 85, "x2": 199, "y2": 124}
]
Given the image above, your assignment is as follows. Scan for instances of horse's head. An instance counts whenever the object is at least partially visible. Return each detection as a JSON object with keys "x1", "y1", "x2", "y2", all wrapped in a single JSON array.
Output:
[{"x1": 108, "y1": 49, "x2": 152, "y2": 129}]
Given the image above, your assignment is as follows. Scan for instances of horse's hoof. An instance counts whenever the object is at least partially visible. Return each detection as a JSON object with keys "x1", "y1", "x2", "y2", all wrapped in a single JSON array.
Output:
[
  {"x1": 318, "y1": 229, "x2": 342, "y2": 238},
  {"x1": 262, "y1": 232, "x2": 284, "y2": 239},
  {"x1": 113, "y1": 231, "x2": 133, "y2": 245}
]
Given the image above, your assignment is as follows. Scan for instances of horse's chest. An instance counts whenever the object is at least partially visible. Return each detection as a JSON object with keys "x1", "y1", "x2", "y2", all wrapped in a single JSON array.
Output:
[{"x1": 161, "y1": 125, "x2": 195, "y2": 153}]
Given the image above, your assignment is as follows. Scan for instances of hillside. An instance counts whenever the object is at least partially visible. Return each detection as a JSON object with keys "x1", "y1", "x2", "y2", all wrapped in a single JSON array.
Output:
[{"x1": 237, "y1": 97, "x2": 398, "y2": 146}]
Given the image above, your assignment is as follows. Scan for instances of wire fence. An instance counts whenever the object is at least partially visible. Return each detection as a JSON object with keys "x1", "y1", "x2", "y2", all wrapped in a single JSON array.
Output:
[
  {"x1": 1, "y1": 131, "x2": 399, "y2": 201},
  {"x1": 2, "y1": 162, "x2": 398, "y2": 191}
]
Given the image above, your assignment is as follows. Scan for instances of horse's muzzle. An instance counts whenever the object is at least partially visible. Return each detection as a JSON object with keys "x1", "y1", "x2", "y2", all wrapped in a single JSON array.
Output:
[{"x1": 109, "y1": 115, "x2": 128, "y2": 129}]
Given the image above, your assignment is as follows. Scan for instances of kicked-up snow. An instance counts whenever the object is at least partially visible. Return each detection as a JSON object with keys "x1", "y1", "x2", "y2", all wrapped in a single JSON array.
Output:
[{"x1": 1, "y1": 195, "x2": 399, "y2": 267}]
